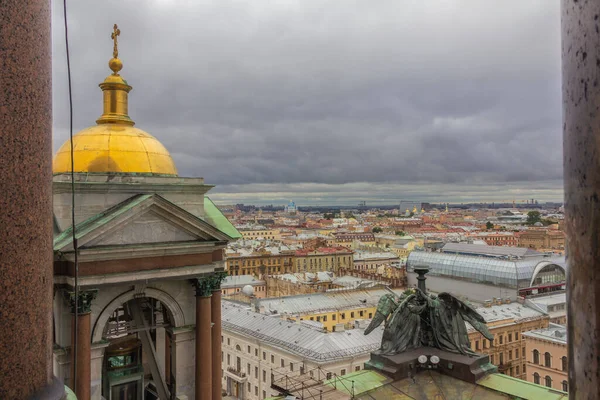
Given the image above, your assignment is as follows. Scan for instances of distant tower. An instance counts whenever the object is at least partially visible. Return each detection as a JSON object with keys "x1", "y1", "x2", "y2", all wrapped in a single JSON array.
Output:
[
  {"x1": 445, "y1": 203, "x2": 449, "y2": 213},
  {"x1": 286, "y1": 200, "x2": 297, "y2": 214}
]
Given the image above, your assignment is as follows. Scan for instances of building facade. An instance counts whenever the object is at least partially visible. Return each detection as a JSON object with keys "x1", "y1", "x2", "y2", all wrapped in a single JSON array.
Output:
[
  {"x1": 293, "y1": 247, "x2": 354, "y2": 273},
  {"x1": 523, "y1": 325, "x2": 568, "y2": 392},
  {"x1": 467, "y1": 300, "x2": 550, "y2": 381}
]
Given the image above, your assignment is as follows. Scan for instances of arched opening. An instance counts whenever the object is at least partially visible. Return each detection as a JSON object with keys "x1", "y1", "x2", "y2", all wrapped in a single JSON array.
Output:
[
  {"x1": 544, "y1": 352, "x2": 552, "y2": 368},
  {"x1": 562, "y1": 356, "x2": 568, "y2": 371},
  {"x1": 545, "y1": 375, "x2": 553, "y2": 388},
  {"x1": 533, "y1": 372, "x2": 540, "y2": 385},
  {"x1": 562, "y1": 380, "x2": 568, "y2": 392},
  {"x1": 99, "y1": 293, "x2": 181, "y2": 400},
  {"x1": 533, "y1": 349, "x2": 540, "y2": 364},
  {"x1": 530, "y1": 262, "x2": 566, "y2": 287}
]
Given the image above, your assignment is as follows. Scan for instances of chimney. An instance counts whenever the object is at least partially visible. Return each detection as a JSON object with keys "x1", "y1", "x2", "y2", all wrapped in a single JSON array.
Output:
[{"x1": 484, "y1": 300, "x2": 493, "y2": 308}]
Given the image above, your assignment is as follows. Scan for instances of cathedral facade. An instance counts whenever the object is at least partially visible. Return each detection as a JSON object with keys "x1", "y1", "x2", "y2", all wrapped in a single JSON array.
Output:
[{"x1": 52, "y1": 25, "x2": 240, "y2": 400}]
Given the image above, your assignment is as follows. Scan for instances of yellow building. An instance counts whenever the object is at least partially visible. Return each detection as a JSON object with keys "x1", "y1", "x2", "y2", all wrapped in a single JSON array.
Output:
[
  {"x1": 517, "y1": 229, "x2": 565, "y2": 250},
  {"x1": 468, "y1": 299, "x2": 550, "y2": 380},
  {"x1": 238, "y1": 227, "x2": 282, "y2": 241},
  {"x1": 255, "y1": 289, "x2": 398, "y2": 332},
  {"x1": 226, "y1": 250, "x2": 294, "y2": 277},
  {"x1": 524, "y1": 324, "x2": 568, "y2": 392},
  {"x1": 293, "y1": 247, "x2": 354, "y2": 273}
]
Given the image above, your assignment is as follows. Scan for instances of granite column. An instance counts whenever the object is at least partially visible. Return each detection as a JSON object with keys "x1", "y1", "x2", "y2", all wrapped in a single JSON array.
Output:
[
  {"x1": 194, "y1": 279, "x2": 213, "y2": 400},
  {"x1": 562, "y1": 0, "x2": 600, "y2": 397},
  {"x1": 211, "y1": 273, "x2": 227, "y2": 399},
  {"x1": 0, "y1": 0, "x2": 61, "y2": 398},
  {"x1": 65, "y1": 290, "x2": 97, "y2": 400}
]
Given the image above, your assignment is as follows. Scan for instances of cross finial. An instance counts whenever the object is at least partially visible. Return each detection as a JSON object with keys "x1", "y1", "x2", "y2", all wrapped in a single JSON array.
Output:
[{"x1": 111, "y1": 24, "x2": 121, "y2": 59}]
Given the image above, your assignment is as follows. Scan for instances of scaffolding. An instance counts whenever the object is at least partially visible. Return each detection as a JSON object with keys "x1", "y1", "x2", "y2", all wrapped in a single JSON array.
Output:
[{"x1": 270, "y1": 365, "x2": 356, "y2": 399}]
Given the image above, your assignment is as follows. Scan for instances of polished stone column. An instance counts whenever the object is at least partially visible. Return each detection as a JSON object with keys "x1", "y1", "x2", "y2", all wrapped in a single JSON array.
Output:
[
  {"x1": 562, "y1": 1, "x2": 600, "y2": 397},
  {"x1": 211, "y1": 272, "x2": 227, "y2": 399},
  {"x1": 0, "y1": 0, "x2": 59, "y2": 399},
  {"x1": 194, "y1": 278, "x2": 213, "y2": 400},
  {"x1": 65, "y1": 290, "x2": 98, "y2": 400}
]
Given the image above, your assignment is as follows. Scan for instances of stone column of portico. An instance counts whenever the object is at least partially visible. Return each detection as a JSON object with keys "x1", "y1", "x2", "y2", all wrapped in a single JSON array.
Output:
[
  {"x1": 562, "y1": 1, "x2": 600, "y2": 397},
  {"x1": 65, "y1": 290, "x2": 98, "y2": 400},
  {"x1": 211, "y1": 272, "x2": 227, "y2": 399},
  {"x1": 194, "y1": 279, "x2": 213, "y2": 400},
  {"x1": 0, "y1": 0, "x2": 61, "y2": 399}
]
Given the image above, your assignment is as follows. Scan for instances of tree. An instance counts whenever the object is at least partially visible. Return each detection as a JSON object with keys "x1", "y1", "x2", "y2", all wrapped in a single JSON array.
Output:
[
  {"x1": 395, "y1": 230, "x2": 406, "y2": 236},
  {"x1": 527, "y1": 211, "x2": 542, "y2": 225},
  {"x1": 372, "y1": 227, "x2": 383, "y2": 233},
  {"x1": 486, "y1": 221, "x2": 494, "y2": 230}
]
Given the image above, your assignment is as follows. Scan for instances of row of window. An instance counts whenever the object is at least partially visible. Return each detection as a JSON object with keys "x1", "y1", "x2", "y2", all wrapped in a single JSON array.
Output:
[
  {"x1": 533, "y1": 373, "x2": 568, "y2": 391},
  {"x1": 300, "y1": 310, "x2": 373, "y2": 324},
  {"x1": 532, "y1": 350, "x2": 567, "y2": 371}
]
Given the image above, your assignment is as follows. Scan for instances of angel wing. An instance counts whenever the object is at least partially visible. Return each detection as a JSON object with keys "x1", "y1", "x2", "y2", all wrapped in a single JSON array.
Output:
[{"x1": 438, "y1": 292, "x2": 494, "y2": 341}]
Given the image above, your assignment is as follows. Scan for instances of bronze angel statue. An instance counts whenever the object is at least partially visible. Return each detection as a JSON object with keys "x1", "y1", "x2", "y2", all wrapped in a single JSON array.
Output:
[{"x1": 365, "y1": 287, "x2": 493, "y2": 356}]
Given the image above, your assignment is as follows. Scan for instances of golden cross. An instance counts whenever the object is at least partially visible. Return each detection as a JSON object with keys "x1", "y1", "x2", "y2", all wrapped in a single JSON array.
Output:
[{"x1": 111, "y1": 24, "x2": 121, "y2": 58}]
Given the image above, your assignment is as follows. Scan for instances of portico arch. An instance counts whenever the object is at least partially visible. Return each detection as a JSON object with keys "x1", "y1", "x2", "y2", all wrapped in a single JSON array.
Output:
[{"x1": 92, "y1": 287, "x2": 186, "y2": 343}]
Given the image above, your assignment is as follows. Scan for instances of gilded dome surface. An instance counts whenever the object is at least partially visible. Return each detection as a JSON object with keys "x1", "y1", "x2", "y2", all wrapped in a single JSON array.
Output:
[
  {"x1": 53, "y1": 24, "x2": 178, "y2": 176},
  {"x1": 53, "y1": 124, "x2": 178, "y2": 175}
]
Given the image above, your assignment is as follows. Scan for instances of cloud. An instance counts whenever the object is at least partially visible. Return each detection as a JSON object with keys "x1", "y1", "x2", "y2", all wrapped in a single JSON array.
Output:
[{"x1": 52, "y1": 0, "x2": 563, "y2": 204}]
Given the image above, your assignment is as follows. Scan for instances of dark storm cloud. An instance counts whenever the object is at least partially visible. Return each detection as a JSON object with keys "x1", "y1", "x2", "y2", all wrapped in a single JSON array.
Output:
[{"x1": 52, "y1": 0, "x2": 563, "y2": 203}]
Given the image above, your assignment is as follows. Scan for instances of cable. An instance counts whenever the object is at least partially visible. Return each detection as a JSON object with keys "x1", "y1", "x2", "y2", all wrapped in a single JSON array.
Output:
[{"x1": 63, "y1": 0, "x2": 79, "y2": 392}]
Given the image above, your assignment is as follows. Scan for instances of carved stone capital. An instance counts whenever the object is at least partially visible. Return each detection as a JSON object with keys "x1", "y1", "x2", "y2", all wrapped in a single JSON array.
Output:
[
  {"x1": 193, "y1": 272, "x2": 228, "y2": 297},
  {"x1": 63, "y1": 289, "x2": 98, "y2": 314}
]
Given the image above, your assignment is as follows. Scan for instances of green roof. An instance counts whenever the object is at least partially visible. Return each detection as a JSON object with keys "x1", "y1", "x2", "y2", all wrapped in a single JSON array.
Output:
[
  {"x1": 478, "y1": 373, "x2": 568, "y2": 400},
  {"x1": 323, "y1": 370, "x2": 392, "y2": 396},
  {"x1": 203, "y1": 196, "x2": 242, "y2": 239}
]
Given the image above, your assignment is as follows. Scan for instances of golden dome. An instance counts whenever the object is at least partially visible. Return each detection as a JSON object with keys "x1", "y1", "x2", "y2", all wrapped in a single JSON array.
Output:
[
  {"x1": 53, "y1": 24, "x2": 178, "y2": 176},
  {"x1": 53, "y1": 125, "x2": 178, "y2": 175}
]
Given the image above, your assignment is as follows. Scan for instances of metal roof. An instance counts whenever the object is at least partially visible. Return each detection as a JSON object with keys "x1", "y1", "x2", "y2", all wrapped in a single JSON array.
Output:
[
  {"x1": 442, "y1": 243, "x2": 542, "y2": 258},
  {"x1": 222, "y1": 302, "x2": 383, "y2": 363},
  {"x1": 256, "y1": 289, "x2": 402, "y2": 315},
  {"x1": 408, "y1": 251, "x2": 565, "y2": 289}
]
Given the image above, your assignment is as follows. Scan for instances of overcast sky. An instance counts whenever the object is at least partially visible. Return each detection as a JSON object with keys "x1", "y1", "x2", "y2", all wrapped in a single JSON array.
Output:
[{"x1": 52, "y1": 0, "x2": 562, "y2": 206}]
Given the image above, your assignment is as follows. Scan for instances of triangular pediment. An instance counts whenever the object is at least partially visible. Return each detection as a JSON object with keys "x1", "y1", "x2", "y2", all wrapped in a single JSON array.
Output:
[{"x1": 54, "y1": 194, "x2": 230, "y2": 252}]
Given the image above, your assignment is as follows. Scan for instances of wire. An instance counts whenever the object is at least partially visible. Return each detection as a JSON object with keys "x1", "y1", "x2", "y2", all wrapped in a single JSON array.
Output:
[{"x1": 63, "y1": 0, "x2": 79, "y2": 392}]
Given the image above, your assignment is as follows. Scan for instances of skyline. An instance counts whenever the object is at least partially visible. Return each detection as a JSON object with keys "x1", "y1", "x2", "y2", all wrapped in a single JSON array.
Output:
[{"x1": 51, "y1": 1, "x2": 562, "y2": 204}]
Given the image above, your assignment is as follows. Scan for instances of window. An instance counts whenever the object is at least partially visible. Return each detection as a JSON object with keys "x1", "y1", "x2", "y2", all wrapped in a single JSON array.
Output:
[
  {"x1": 508, "y1": 333, "x2": 512, "y2": 342},
  {"x1": 255, "y1": 348, "x2": 258, "y2": 357},
  {"x1": 263, "y1": 390, "x2": 266, "y2": 399},
  {"x1": 281, "y1": 359, "x2": 285, "y2": 368},
  {"x1": 562, "y1": 356, "x2": 567, "y2": 371},
  {"x1": 533, "y1": 373, "x2": 540, "y2": 384},
  {"x1": 341, "y1": 369, "x2": 346, "y2": 376},
  {"x1": 499, "y1": 353, "x2": 504, "y2": 365},
  {"x1": 323, "y1": 315, "x2": 327, "y2": 322},
  {"x1": 341, "y1": 313, "x2": 345, "y2": 319},
  {"x1": 326, "y1": 372, "x2": 332, "y2": 380},
  {"x1": 515, "y1": 332, "x2": 519, "y2": 340},
  {"x1": 545, "y1": 375, "x2": 552, "y2": 388},
  {"x1": 227, "y1": 338, "x2": 231, "y2": 345},
  {"x1": 290, "y1": 362, "x2": 294, "y2": 372},
  {"x1": 562, "y1": 380, "x2": 568, "y2": 392},
  {"x1": 490, "y1": 354, "x2": 494, "y2": 364},
  {"x1": 355, "y1": 366, "x2": 360, "y2": 372},
  {"x1": 248, "y1": 345, "x2": 251, "y2": 353},
  {"x1": 255, "y1": 386, "x2": 258, "y2": 396},
  {"x1": 475, "y1": 340, "x2": 480, "y2": 350},
  {"x1": 499, "y1": 335, "x2": 503, "y2": 345},
  {"x1": 263, "y1": 370, "x2": 266, "y2": 382},
  {"x1": 248, "y1": 382, "x2": 251, "y2": 392},
  {"x1": 359, "y1": 311, "x2": 364, "y2": 317},
  {"x1": 263, "y1": 351, "x2": 266, "y2": 360},
  {"x1": 271, "y1": 355, "x2": 275, "y2": 363},
  {"x1": 255, "y1": 367, "x2": 258, "y2": 378},
  {"x1": 369, "y1": 313, "x2": 373, "y2": 318},
  {"x1": 332, "y1": 314, "x2": 336, "y2": 321},
  {"x1": 509, "y1": 350, "x2": 512, "y2": 360},
  {"x1": 545, "y1": 352, "x2": 552, "y2": 368},
  {"x1": 533, "y1": 349, "x2": 540, "y2": 364},
  {"x1": 515, "y1": 348, "x2": 519, "y2": 359},
  {"x1": 516, "y1": 365, "x2": 519, "y2": 376},
  {"x1": 247, "y1": 363, "x2": 251, "y2": 374},
  {"x1": 227, "y1": 354, "x2": 230, "y2": 365},
  {"x1": 351, "y1": 312, "x2": 355, "y2": 318}
]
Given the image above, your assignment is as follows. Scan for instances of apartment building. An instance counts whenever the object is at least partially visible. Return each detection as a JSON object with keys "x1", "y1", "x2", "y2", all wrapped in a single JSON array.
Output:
[
  {"x1": 220, "y1": 302, "x2": 382, "y2": 399},
  {"x1": 523, "y1": 324, "x2": 568, "y2": 392},
  {"x1": 467, "y1": 299, "x2": 550, "y2": 380}
]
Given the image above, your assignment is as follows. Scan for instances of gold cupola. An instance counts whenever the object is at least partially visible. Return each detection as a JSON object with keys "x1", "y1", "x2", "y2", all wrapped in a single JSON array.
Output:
[{"x1": 53, "y1": 24, "x2": 178, "y2": 176}]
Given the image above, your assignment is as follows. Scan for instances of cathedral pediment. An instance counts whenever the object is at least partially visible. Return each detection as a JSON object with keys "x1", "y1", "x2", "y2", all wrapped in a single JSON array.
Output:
[{"x1": 54, "y1": 194, "x2": 231, "y2": 252}]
